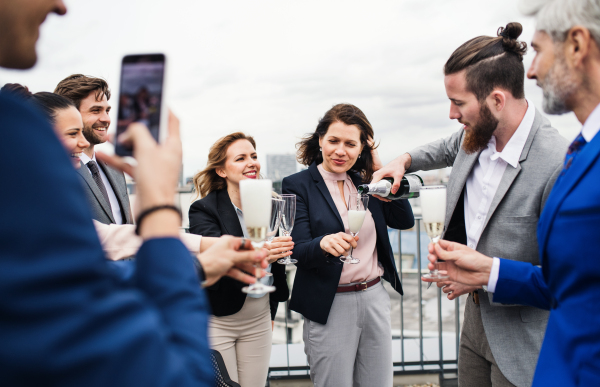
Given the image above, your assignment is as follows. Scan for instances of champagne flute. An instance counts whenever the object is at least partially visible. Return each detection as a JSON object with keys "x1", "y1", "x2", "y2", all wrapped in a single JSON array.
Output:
[
  {"x1": 340, "y1": 193, "x2": 369, "y2": 264},
  {"x1": 263, "y1": 197, "x2": 283, "y2": 277},
  {"x1": 420, "y1": 185, "x2": 450, "y2": 284},
  {"x1": 239, "y1": 179, "x2": 276, "y2": 294},
  {"x1": 277, "y1": 194, "x2": 297, "y2": 265}
]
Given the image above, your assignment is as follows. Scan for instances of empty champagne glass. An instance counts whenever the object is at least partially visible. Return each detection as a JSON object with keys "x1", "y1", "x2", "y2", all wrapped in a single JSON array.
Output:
[
  {"x1": 340, "y1": 193, "x2": 369, "y2": 264},
  {"x1": 239, "y1": 179, "x2": 276, "y2": 294},
  {"x1": 263, "y1": 197, "x2": 283, "y2": 277},
  {"x1": 277, "y1": 194, "x2": 297, "y2": 265},
  {"x1": 420, "y1": 185, "x2": 450, "y2": 282}
]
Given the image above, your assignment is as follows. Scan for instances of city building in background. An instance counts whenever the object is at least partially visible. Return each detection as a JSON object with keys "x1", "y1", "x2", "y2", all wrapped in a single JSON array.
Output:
[{"x1": 266, "y1": 154, "x2": 298, "y2": 193}]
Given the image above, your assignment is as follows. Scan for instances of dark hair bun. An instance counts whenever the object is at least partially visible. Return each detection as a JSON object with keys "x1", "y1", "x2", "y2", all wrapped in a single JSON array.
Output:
[
  {"x1": 498, "y1": 22, "x2": 523, "y2": 40},
  {"x1": 0, "y1": 83, "x2": 33, "y2": 99},
  {"x1": 497, "y1": 22, "x2": 527, "y2": 60}
]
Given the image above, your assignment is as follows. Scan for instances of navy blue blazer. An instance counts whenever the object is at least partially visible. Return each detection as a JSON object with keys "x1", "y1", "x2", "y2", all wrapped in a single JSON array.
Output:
[
  {"x1": 0, "y1": 92, "x2": 212, "y2": 386},
  {"x1": 494, "y1": 127, "x2": 600, "y2": 386},
  {"x1": 282, "y1": 163, "x2": 414, "y2": 324}
]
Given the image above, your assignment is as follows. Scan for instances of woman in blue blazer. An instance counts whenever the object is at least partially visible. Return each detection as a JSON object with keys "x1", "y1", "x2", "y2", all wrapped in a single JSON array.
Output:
[{"x1": 282, "y1": 104, "x2": 414, "y2": 386}]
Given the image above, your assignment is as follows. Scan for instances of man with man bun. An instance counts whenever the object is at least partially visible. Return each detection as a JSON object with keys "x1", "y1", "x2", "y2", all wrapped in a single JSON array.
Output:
[
  {"x1": 423, "y1": 0, "x2": 600, "y2": 385},
  {"x1": 373, "y1": 23, "x2": 567, "y2": 386}
]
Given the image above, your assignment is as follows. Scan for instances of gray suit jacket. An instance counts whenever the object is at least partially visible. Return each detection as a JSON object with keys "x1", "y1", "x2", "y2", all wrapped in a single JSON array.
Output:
[
  {"x1": 77, "y1": 160, "x2": 133, "y2": 225},
  {"x1": 408, "y1": 109, "x2": 567, "y2": 387}
]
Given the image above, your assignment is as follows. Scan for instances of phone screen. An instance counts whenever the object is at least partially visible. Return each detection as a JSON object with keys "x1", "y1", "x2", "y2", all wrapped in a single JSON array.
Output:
[{"x1": 115, "y1": 54, "x2": 166, "y2": 157}]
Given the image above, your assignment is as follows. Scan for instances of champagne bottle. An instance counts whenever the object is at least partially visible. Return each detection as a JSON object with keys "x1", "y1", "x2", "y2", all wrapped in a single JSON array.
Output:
[{"x1": 357, "y1": 174, "x2": 423, "y2": 200}]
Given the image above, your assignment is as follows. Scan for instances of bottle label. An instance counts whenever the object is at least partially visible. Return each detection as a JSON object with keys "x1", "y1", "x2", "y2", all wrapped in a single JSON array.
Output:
[{"x1": 405, "y1": 175, "x2": 421, "y2": 193}]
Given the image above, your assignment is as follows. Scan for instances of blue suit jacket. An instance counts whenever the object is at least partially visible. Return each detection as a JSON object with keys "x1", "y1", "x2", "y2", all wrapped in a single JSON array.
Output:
[
  {"x1": 494, "y1": 128, "x2": 600, "y2": 386},
  {"x1": 0, "y1": 93, "x2": 212, "y2": 386},
  {"x1": 282, "y1": 163, "x2": 414, "y2": 324}
]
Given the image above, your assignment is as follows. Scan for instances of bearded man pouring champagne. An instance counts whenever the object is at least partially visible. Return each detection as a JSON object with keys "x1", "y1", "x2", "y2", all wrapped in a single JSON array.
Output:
[{"x1": 373, "y1": 22, "x2": 567, "y2": 387}]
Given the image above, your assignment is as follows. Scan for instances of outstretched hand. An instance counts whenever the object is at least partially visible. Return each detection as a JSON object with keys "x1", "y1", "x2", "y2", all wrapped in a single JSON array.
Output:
[
  {"x1": 421, "y1": 240, "x2": 493, "y2": 288},
  {"x1": 265, "y1": 236, "x2": 294, "y2": 264},
  {"x1": 434, "y1": 280, "x2": 480, "y2": 301},
  {"x1": 370, "y1": 153, "x2": 412, "y2": 202},
  {"x1": 197, "y1": 236, "x2": 269, "y2": 287}
]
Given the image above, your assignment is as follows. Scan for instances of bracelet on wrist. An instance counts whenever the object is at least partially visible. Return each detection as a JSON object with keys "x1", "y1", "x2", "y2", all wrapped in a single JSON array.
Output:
[{"x1": 135, "y1": 204, "x2": 182, "y2": 236}]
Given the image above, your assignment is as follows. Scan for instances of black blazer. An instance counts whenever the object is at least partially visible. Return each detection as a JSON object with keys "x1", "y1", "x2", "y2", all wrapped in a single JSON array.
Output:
[
  {"x1": 282, "y1": 163, "x2": 414, "y2": 325},
  {"x1": 188, "y1": 189, "x2": 290, "y2": 320}
]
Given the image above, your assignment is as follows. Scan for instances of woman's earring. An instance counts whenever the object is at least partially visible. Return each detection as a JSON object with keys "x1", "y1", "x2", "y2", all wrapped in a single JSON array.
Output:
[
  {"x1": 319, "y1": 147, "x2": 322, "y2": 151},
  {"x1": 358, "y1": 154, "x2": 361, "y2": 158}
]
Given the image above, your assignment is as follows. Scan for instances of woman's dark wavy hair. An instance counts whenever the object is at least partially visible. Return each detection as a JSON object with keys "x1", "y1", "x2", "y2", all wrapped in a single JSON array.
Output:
[
  {"x1": 297, "y1": 103, "x2": 377, "y2": 183},
  {"x1": 0, "y1": 83, "x2": 75, "y2": 125}
]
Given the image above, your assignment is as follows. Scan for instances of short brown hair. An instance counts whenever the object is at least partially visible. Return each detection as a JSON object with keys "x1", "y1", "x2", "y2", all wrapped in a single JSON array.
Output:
[
  {"x1": 192, "y1": 132, "x2": 257, "y2": 199},
  {"x1": 444, "y1": 22, "x2": 527, "y2": 101},
  {"x1": 297, "y1": 103, "x2": 377, "y2": 183},
  {"x1": 54, "y1": 74, "x2": 111, "y2": 109}
]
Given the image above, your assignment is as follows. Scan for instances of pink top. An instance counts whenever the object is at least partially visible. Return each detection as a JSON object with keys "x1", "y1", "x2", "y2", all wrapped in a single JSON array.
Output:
[{"x1": 317, "y1": 164, "x2": 384, "y2": 285}]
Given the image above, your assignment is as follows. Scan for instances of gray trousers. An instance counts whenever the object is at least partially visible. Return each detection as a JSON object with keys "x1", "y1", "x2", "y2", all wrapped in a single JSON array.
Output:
[
  {"x1": 303, "y1": 281, "x2": 393, "y2": 387},
  {"x1": 459, "y1": 293, "x2": 516, "y2": 387}
]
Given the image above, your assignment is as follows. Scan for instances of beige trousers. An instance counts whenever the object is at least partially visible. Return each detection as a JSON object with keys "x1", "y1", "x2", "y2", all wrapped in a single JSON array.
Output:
[
  {"x1": 209, "y1": 295, "x2": 272, "y2": 387},
  {"x1": 458, "y1": 293, "x2": 516, "y2": 387}
]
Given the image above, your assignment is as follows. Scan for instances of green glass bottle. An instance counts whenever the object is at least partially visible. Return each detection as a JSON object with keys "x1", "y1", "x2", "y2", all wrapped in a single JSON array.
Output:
[{"x1": 357, "y1": 174, "x2": 423, "y2": 200}]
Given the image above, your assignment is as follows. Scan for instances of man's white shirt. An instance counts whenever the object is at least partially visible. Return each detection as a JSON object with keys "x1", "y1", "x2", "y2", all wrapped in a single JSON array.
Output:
[
  {"x1": 486, "y1": 102, "x2": 600, "y2": 292},
  {"x1": 459, "y1": 98, "x2": 534, "y2": 292},
  {"x1": 80, "y1": 152, "x2": 124, "y2": 225}
]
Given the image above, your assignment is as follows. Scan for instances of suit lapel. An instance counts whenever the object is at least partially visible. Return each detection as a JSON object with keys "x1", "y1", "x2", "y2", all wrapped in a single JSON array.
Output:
[
  {"x1": 481, "y1": 110, "x2": 542, "y2": 231},
  {"x1": 216, "y1": 189, "x2": 245, "y2": 237},
  {"x1": 76, "y1": 161, "x2": 115, "y2": 223},
  {"x1": 309, "y1": 163, "x2": 344, "y2": 230},
  {"x1": 481, "y1": 164, "x2": 521, "y2": 231},
  {"x1": 98, "y1": 160, "x2": 131, "y2": 223},
  {"x1": 445, "y1": 150, "x2": 479, "y2": 226},
  {"x1": 538, "y1": 127, "x2": 600, "y2": 256}
]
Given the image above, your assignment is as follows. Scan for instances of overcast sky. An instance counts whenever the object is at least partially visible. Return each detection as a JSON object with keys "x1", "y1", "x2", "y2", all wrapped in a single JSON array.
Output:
[{"x1": 0, "y1": 0, "x2": 582, "y2": 178}]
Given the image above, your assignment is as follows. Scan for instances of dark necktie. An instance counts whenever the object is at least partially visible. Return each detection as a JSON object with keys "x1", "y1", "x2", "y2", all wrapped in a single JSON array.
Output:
[
  {"x1": 561, "y1": 132, "x2": 587, "y2": 175},
  {"x1": 87, "y1": 160, "x2": 113, "y2": 211}
]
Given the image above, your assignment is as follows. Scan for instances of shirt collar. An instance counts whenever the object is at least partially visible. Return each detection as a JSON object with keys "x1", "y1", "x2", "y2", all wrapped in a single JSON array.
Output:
[
  {"x1": 581, "y1": 102, "x2": 600, "y2": 142},
  {"x1": 489, "y1": 99, "x2": 535, "y2": 168},
  {"x1": 232, "y1": 202, "x2": 243, "y2": 215},
  {"x1": 317, "y1": 163, "x2": 349, "y2": 181},
  {"x1": 79, "y1": 152, "x2": 96, "y2": 165}
]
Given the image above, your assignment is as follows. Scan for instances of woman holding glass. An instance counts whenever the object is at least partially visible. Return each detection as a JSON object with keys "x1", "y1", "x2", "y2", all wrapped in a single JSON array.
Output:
[
  {"x1": 282, "y1": 104, "x2": 414, "y2": 386},
  {"x1": 188, "y1": 132, "x2": 292, "y2": 387}
]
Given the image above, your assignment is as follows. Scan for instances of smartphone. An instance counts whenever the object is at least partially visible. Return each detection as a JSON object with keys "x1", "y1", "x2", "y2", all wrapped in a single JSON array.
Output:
[{"x1": 115, "y1": 54, "x2": 167, "y2": 157}]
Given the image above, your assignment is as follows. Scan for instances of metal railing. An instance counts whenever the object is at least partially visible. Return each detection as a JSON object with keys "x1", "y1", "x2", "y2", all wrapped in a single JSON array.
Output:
[{"x1": 267, "y1": 216, "x2": 462, "y2": 383}]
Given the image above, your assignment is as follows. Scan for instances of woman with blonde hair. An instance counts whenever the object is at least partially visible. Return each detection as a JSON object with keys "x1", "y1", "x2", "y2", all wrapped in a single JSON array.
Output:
[{"x1": 188, "y1": 132, "x2": 292, "y2": 387}]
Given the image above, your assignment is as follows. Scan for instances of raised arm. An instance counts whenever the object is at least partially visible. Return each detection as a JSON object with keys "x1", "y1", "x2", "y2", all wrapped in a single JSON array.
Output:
[
  {"x1": 493, "y1": 259, "x2": 553, "y2": 310},
  {"x1": 0, "y1": 98, "x2": 212, "y2": 386},
  {"x1": 94, "y1": 220, "x2": 202, "y2": 260},
  {"x1": 372, "y1": 129, "x2": 464, "y2": 195},
  {"x1": 406, "y1": 129, "x2": 464, "y2": 172}
]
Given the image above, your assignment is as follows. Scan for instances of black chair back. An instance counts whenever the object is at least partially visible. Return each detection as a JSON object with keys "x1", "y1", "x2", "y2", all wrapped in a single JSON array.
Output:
[{"x1": 210, "y1": 349, "x2": 241, "y2": 387}]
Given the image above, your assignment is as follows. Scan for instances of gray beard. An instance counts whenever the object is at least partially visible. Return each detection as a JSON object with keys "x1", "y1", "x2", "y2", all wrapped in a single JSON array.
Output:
[{"x1": 541, "y1": 56, "x2": 577, "y2": 115}]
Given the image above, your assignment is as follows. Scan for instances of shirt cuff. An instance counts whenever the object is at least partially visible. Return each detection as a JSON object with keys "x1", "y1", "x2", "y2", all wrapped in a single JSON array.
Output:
[{"x1": 485, "y1": 257, "x2": 501, "y2": 293}]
